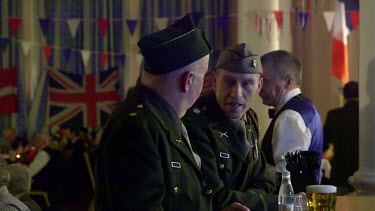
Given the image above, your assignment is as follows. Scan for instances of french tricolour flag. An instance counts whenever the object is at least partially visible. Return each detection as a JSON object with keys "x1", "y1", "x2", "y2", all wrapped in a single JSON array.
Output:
[{"x1": 331, "y1": 0, "x2": 350, "y2": 84}]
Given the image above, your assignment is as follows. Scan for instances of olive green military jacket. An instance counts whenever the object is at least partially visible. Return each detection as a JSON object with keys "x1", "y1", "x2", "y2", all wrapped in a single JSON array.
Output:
[
  {"x1": 95, "y1": 85, "x2": 221, "y2": 211},
  {"x1": 183, "y1": 92, "x2": 277, "y2": 211}
]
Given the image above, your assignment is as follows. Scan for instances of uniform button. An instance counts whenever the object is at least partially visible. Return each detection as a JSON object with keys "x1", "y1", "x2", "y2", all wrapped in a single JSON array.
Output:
[
  {"x1": 205, "y1": 189, "x2": 213, "y2": 195},
  {"x1": 137, "y1": 104, "x2": 143, "y2": 108},
  {"x1": 219, "y1": 164, "x2": 225, "y2": 169},
  {"x1": 174, "y1": 187, "x2": 178, "y2": 194}
]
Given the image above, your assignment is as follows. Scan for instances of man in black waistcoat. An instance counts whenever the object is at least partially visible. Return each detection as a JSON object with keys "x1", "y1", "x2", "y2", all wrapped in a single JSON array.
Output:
[
  {"x1": 324, "y1": 81, "x2": 359, "y2": 195},
  {"x1": 260, "y1": 50, "x2": 323, "y2": 193},
  {"x1": 95, "y1": 12, "x2": 248, "y2": 211},
  {"x1": 184, "y1": 43, "x2": 277, "y2": 210}
]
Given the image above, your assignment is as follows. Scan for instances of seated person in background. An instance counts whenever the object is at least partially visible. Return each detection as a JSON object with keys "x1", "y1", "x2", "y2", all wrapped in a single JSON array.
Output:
[
  {"x1": 184, "y1": 43, "x2": 276, "y2": 210},
  {"x1": 7, "y1": 163, "x2": 42, "y2": 211},
  {"x1": 2, "y1": 128, "x2": 28, "y2": 152},
  {"x1": 28, "y1": 133, "x2": 64, "y2": 205},
  {"x1": 321, "y1": 142, "x2": 334, "y2": 185},
  {"x1": 0, "y1": 156, "x2": 30, "y2": 211}
]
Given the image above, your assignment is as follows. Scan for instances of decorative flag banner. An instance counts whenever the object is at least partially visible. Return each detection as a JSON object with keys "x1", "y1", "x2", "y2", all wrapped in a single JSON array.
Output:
[
  {"x1": 100, "y1": 52, "x2": 109, "y2": 68},
  {"x1": 299, "y1": 12, "x2": 309, "y2": 30},
  {"x1": 323, "y1": 11, "x2": 335, "y2": 31},
  {"x1": 67, "y1": 18, "x2": 81, "y2": 38},
  {"x1": 349, "y1": 11, "x2": 359, "y2": 31},
  {"x1": 39, "y1": 18, "x2": 51, "y2": 36},
  {"x1": 0, "y1": 38, "x2": 10, "y2": 52},
  {"x1": 217, "y1": 16, "x2": 230, "y2": 29},
  {"x1": 97, "y1": 19, "x2": 109, "y2": 37},
  {"x1": 62, "y1": 49, "x2": 72, "y2": 64},
  {"x1": 43, "y1": 45, "x2": 52, "y2": 61},
  {"x1": 154, "y1": 17, "x2": 169, "y2": 30},
  {"x1": 48, "y1": 67, "x2": 121, "y2": 128},
  {"x1": 81, "y1": 50, "x2": 91, "y2": 67},
  {"x1": 331, "y1": 0, "x2": 350, "y2": 83},
  {"x1": 0, "y1": 67, "x2": 19, "y2": 115},
  {"x1": 274, "y1": 11, "x2": 284, "y2": 29},
  {"x1": 8, "y1": 17, "x2": 21, "y2": 36},
  {"x1": 343, "y1": 0, "x2": 359, "y2": 31},
  {"x1": 21, "y1": 41, "x2": 32, "y2": 55},
  {"x1": 126, "y1": 19, "x2": 138, "y2": 36},
  {"x1": 115, "y1": 54, "x2": 126, "y2": 67}
]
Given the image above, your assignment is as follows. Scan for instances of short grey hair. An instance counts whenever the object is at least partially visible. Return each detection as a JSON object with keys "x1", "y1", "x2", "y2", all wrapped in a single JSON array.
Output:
[
  {"x1": 7, "y1": 163, "x2": 31, "y2": 195},
  {"x1": 260, "y1": 50, "x2": 302, "y2": 87}
]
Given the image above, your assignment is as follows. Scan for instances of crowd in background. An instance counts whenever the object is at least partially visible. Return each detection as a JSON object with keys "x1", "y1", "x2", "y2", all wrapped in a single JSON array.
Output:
[{"x1": 0, "y1": 126, "x2": 101, "y2": 210}]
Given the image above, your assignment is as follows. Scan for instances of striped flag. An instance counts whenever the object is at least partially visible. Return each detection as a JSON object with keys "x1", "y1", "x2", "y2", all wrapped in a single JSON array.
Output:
[
  {"x1": 331, "y1": 0, "x2": 358, "y2": 84},
  {"x1": 0, "y1": 67, "x2": 19, "y2": 115},
  {"x1": 331, "y1": 0, "x2": 350, "y2": 83}
]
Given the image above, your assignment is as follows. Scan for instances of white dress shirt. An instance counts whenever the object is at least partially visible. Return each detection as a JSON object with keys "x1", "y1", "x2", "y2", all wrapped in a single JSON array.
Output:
[
  {"x1": 272, "y1": 88, "x2": 312, "y2": 172},
  {"x1": 28, "y1": 148, "x2": 50, "y2": 177}
]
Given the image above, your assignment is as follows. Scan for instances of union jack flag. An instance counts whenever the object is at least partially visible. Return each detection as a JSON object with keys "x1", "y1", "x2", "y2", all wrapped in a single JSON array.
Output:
[
  {"x1": 0, "y1": 67, "x2": 19, "y2": 115},
  {"x1": 48, "y1": 67, "x2": 120, "y2": 128}
]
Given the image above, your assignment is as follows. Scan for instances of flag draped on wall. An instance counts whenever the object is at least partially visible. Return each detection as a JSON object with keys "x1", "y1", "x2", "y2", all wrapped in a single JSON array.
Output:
[
  {"x1": 48, "y1": 67, "x2": 120, "y2": 128},
  {"x1": 331, "y1": 0, "x2": 359, "y2": 84},
  {"x1": 0, "y1": 67, "x2": 19, "y2": 115}
]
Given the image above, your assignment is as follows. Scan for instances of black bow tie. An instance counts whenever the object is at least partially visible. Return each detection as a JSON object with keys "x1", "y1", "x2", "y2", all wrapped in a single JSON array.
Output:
[{"x1": 268, "y1": 108, "x2": 276, "y2": 119}]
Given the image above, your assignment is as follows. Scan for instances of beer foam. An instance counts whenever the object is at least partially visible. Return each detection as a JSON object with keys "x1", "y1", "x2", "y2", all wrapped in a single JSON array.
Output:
[{"x1": 307, "y1": 185, "x2": 337, "y2": 193}]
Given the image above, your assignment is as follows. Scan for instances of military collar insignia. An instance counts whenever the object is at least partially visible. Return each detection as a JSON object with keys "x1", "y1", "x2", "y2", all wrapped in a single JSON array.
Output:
[
  {"x1": 176, "y1": 138, "x2": 184, "y2": 145},
  {"x1": 219, "y1": 131, "x2": 228, "y2": 138}
]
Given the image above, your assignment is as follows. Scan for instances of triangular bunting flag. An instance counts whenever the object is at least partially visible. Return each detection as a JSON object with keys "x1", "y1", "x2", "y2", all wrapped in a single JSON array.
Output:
[
  {"x1": 299, "y1": 12, "x2": 309, "y2": 30},
  {"x1": 274, "y1": 11, "x2": 284, "y2": 29},
  {"x1": 67, "y1": 18, "x2": 81, "y2": 38},
  {"x1": 39, "y1": 18, "x2": 51, "y2": 36},
  {"x1": 100, "y1": 52, "x2": 109, "y2": 68},
  {"x1": 115, "y1": 54, "x2": 126, "y2": 67},
  {"x1": 97, "y1": 19, "x2": 109, "y2": 37},
  {"x1": 349, "y1": 11, "x2": 359, "y2": 31},
  {"x1": 323, "y1": 11, "x2": 335, "y2": 32},
  {"x1": 81, "y1": 50, "x2": 91, "y2": 67},
  {"x1": 0, "y1": 38, "x2": 10, "y2": 52},
  {"x1": 154, "y1": 17, "x2": 169, "y2": 30},
  {"x1": 217, "y1": 16, "x2": 230, "y2": 29},
  {"x1": 43, "y1": 45, "x2": 52, "y2": 61},
  {"x1": 8, "y1": 17, "x2": 21, "y2": 36},
  {"x1": 126, "y1": 19, "x2": 138, "y2": 36},
  {"x1": 62, "y1": 49, "x2": 71, "y2": 64},
  {"x1": 21, "y1": 41, "x2": 32, "y2": 55}
]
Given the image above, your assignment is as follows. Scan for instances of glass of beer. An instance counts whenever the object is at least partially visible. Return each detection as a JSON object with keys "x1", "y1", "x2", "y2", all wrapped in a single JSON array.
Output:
[{"x1": 306, "y1": 185, "x2": 337, "y2": 210}]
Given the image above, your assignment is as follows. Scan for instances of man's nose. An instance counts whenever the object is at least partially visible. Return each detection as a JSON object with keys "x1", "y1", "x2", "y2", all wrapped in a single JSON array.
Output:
[{"x1": 230, "y1": 83, "x2": 243, "y2": 97}]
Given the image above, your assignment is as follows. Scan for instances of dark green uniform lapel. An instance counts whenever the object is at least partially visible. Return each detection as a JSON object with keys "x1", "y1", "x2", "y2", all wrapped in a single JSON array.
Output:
[
  {"x1": 210, "y1": 119, "x2": 248, "y2": 163},
  {"x1": 144, "y1": 88, "x2": 202, "y2": 173}
]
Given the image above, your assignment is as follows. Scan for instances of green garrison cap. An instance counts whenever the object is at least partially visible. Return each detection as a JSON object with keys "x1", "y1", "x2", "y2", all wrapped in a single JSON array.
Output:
[
  {"x1": 138, "y1": 12, "x2": 212, "y2": 74},
  {"x1": 214, "y1": 43, "x2": 262, "y2": 74}
]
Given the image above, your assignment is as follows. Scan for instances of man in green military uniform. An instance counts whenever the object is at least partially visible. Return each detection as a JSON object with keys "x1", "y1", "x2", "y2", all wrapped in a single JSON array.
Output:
[
  {"x1": 184, "y1": 43, "x2": 277, "y2": 210},
  {"x1": 95, "y1": 13, "x2": 249, "y2": 211}
]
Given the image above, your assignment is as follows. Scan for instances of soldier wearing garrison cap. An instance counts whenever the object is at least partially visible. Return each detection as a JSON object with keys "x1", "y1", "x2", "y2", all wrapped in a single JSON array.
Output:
[
  {"x1": 184, "y1": 43, "x2": 277, "y2": 210},
  {"x1": 95, "y1": 13, "x2": 248, "y2": 211}
]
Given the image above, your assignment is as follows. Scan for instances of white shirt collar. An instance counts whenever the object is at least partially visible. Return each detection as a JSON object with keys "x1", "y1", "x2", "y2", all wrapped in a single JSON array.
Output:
[{"x1": 275, "y1": 88, "x2": 301, "y2": 113}]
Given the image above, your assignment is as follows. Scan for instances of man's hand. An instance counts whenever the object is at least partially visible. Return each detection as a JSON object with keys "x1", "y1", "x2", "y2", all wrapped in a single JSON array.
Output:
[{"x1": 221, "y1": 202, "x2": 250, "y2": 211}]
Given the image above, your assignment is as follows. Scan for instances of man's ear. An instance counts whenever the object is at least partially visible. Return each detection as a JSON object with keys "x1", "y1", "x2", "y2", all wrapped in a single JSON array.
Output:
[
  {"x1": 285, "y1": 75, "x2": 294, "y2": 89},
  {"x1": 180, "y1": 71, "x2": 194, "y2": 93}
]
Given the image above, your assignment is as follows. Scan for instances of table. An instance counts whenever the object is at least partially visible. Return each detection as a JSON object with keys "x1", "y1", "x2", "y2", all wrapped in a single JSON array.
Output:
[{"x1": 336, "y1": 196, "x2": 375, "y2": 210}]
